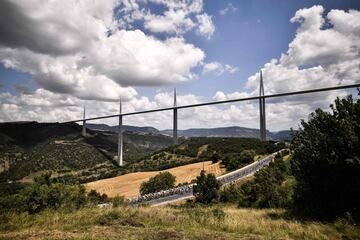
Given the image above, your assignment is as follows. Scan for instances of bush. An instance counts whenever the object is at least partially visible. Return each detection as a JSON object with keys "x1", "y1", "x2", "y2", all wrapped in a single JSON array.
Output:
[
  {"x1": 97, "y1": 210, "x2": 122, "y2": 225},
  {"x1": 219, "y1": 183, "x2": 242, "y2": 203},
  {"x1": 224, "y1": 150, "x2": 256, "y2": 171},
  {"x1": 193, "y1": 170, "x2": 220, "y2": 204},
  {"x1": 212, "y1": 208, "x2": 226, "y2": 220},
  {"x1": 291, "y1": 93, "x2": 360, "y2": 220},
  {"x1": 87, "y1": 189, "x2": 108, "y2": 204},
  {"x1": 0, "y1": 173, "x2": 89, "y2": 214},
  {"x1": 140, "y1": 172, "x2": 176, "y2": 195},
  {"x1": 111, "y1": 196, "x2": 127, "y2": 207},
  {"x1": 234, "y1": 155, "x2": 293, "y2": 208}
]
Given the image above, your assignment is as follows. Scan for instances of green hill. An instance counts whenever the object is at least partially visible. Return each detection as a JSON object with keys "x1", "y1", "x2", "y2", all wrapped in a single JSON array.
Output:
[
  {"x1": 0, "y1": 122, "x2": 172, "y2": 183},
  {"x1": 127, "y1": 137, "x2": 283, "y2": 172}
]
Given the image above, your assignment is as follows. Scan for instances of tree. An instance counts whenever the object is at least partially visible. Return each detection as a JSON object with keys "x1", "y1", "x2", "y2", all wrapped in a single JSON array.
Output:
[
  {"x1": 291, "y1": 92, "x2": 360, "y2": 219},
  {"x1": 236, "y1": 155, "x2": 293, "y2": 208},
  {"x1": 226, "y1": 150, "x2": 256, "y2": 171},
  {"x1": 140, "y1": 172, "x2": 176, "y2": 195},
  {"x1": 193, "y1": 170, "x2": 220, "y2": 204}
]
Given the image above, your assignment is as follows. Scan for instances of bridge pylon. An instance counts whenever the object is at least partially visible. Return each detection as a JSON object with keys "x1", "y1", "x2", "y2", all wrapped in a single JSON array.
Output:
[
  {"x1": 82, "y1": 105, "x2": 86, "y2": 137},
  {"x1": 173, "y1": 88, "x2": 178, "y2": 145},
  {"x1": 118, "y1": 99, "x2": 123, "y2": 166},
  {"x1": 259, "y1": 71, "x2": 266, "y2": 141}
]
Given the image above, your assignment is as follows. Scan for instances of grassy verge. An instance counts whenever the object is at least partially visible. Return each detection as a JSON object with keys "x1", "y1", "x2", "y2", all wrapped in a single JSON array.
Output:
[{"x1": 0, "y1": 204, "x2": 359, "y2": 240}]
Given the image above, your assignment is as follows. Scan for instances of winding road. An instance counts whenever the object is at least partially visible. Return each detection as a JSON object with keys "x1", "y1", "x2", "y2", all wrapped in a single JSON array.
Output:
[{"x1": 132, "y1": 150, "x2": 284, "y2": 206}]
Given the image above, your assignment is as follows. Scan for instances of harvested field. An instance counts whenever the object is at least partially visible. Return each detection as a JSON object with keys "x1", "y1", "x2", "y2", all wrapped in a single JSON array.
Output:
[{"x1": 86, "y1": 161, "x2": 224, "y2": 198}]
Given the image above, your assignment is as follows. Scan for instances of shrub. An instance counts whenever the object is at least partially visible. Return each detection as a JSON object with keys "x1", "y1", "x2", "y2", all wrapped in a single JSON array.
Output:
[
  {"x1": 225, "y1": 150, "x2": 256, "y2": 171},
  {"x1": 87, "y1": 189, "x2": 108, "y2": 204},
  {"x1": 291, "y1": 93, "x2": 360, "y2": 220},
  {"x1": 193, "y1": 170, "x2": 220, "y2": 204},
  {"x1": 219, "y1": 183, "x2": 242, "y2": 203},
  {"x1": 111, "y1": 196, "x2": 127, "y2": 207},
  {"x1": 0, "y1": 173, "x2": 88, "y2": 214},
  {"x1": 212, "y1": 208, "x2": 226, "y2": 220},
  {"x1": 234, "y1": 155, "x2": 293, "y2": 208},
  {"x1": 140, "y1": 172, "x2": 176, "y2": 195},
  {"x1": 97, "y1": 210, "x2": 122, "y2": 225}
]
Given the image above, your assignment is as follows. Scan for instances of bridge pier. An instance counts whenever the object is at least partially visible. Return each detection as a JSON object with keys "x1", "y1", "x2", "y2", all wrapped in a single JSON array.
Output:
[
  {"x1": 118, "y1": 100, "x2": 123, "y2": 166},
  {"x1": 173, "y1": 88, "x2": 178, "y2": 145},
  {"x1": 82, "y1": 105, "x2": 86, "y2": 137},
  {"x1": 259, "y1": 71, "x2": 266, "y2": 141}
]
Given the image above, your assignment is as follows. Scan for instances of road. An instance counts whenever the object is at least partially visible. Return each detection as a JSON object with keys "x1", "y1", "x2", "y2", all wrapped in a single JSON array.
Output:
[{"x1": 132, "y1": 151, "x2": 283, "y2": 206}]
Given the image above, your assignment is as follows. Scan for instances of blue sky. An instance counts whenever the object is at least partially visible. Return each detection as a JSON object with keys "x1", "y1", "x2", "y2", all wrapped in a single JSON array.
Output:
[{"x1": 0, "y1": 0, "x2": 359, "y2": 130}]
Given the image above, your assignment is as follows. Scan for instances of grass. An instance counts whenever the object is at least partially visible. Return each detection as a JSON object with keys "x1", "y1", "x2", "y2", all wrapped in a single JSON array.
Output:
[{"x1": 1, "y1": 204, "x2": 359, "y2": 240}]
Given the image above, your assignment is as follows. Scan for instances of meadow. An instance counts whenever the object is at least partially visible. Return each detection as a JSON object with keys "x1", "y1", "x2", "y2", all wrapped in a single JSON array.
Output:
[{"x1": 0, "y1": 204, "x2": 359, "y2": 240}]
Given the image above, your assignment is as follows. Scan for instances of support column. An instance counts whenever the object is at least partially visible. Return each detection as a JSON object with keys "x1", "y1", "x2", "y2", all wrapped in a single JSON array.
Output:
[
  {"x1": 82, "y1": 105, "x2": 86, "y2": 137},
  {"x1": 259, "y1": 71, "x2": 266, "y2": 141},
  {"x1": 173, "y1": 88, "x2": 178, "y2": 145},
  {"x1": 118, "y1": 99, "x2": 123, "y2": 166}
]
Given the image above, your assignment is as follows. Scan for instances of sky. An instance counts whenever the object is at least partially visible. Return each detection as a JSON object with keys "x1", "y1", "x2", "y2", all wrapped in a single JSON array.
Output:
[{"x1": 0, "y1": 0, "x2": 359, "y2": 131}]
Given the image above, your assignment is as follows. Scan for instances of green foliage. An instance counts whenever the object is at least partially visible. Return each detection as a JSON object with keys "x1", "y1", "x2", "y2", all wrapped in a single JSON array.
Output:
[
  {"x1": 219, "y1": 183, "x2": 242, "y2": 203},
  {"x1": 225, "y1": 150, "x2": 256, "y2": 171},
  {"x1": 132, "y1": 137, "x2": 280, "y2": 173},
  {"x1": 211, "y1": 152, "x2": 220, "y2": 163},
  {"x1": 237, "y1": 155, "x2": 293, "y2": 208},
  {"x1": 87, "y1": 190, "x2": 108, "y2": 204},
  {"x1": 0, "y1": 173, "x2": 91, "y2": 214},
  {"x1": 212, "y1": 208, "x2": 226, "y2": 220},
  {"x1": 96, "y1": 210, "x2": 122, "y2": 225},
  {"x1": 218, "y1": 154, "x2": 294, "y2": 209},
  {"x1": 140, "y1": 172, "x2": 176, "y2": 195},
  {"x1": 193, "y1": 170, "x2": 220, "y2": 204},
  {"x1": 111, "y1": 196, "x2": 128, "y2": 207},
  {"x1": 291, "y1": 93, "x2": 360, "y2": 220},
  {"x1": 0, "y1": 122, "x2": 173, "y2": 183},
  {"x1": 0, "y1": 182, "x2": 26, "y2": 196}
]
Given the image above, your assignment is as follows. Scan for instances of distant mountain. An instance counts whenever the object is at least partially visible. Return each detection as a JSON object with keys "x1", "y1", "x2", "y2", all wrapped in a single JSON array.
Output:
[
  {"x1": 269, "y1": 130, "x2": 294, "y2": 141},
  {"x1": 161, "y1": 126, "x2": 272, "y2": 139},
  {"x1": 86, "y1": 123, "x2": 160, "y2": 134},
  {"x1": 87, "y1": 123, "x2": 293, "y2": 141}
]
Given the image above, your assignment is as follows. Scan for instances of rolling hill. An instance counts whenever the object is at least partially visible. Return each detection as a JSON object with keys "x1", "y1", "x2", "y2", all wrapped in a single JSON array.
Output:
[{"x1": 0, "y1": 122, "x2": 172, "y2": 183}]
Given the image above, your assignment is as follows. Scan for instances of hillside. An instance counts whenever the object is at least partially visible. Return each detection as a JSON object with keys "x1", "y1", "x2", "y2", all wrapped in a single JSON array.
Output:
[
  {"x1": 0, "y1": 121, "x2": 283, "y2": 185},
  {"x1": 86, "y1": 161, "x2": 224, "y2": 197},
  {"x1": 126, "y1": 137, "x2": 281, "y2": 172},
  {"x1": 0, "y1": 122, "x2": 172, "y2": 183},
  {"x1": 1, "y1": 205, "x2": 358, "y2": 239}
]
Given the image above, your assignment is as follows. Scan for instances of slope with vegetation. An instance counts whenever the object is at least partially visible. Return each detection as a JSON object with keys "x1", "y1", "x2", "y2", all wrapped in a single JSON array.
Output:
[
  {"x1": 0, "y1": 122, "x2": 172, "y2": 184},
  {"x1": 127, "y1": 137, "x2": 283, "y2": 172}
]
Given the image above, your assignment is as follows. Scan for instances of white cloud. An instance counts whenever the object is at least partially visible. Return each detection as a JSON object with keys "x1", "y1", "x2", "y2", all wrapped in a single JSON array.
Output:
[
  {"x1": 0, "y1": 0, "x2": 206, "y2": 101},
  {"x1": 196, "y1": 13, "x2": 215, "y2": 39},
  {"x1": 219, "y1": 3, "x2": 237, "y2": 16},
  {"x1": 1, "y1": 4, "x2": 359, "y2": 132},
  {"x1": 118, "y1": 0, "x2": 215, "y2": 39},
  {"x1": 202, "y1": 62, "x2": 239, "y2": 75}
]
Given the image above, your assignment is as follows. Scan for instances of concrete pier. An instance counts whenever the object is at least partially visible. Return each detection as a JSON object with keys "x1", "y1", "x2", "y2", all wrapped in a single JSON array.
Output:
[
  {"x1": 173, "y1": 88, "x2": 178, "y2": 145},
  {"x1": 118, "y1": 100, "x2": 123, "y2": 166}
]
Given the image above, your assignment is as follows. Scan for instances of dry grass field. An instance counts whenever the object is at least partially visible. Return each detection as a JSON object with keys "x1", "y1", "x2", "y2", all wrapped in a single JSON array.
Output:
[
  {"x1": 1, "y1": 204, "x2": 359, "y2": 240},
  {"x1": 86, "y1": 161, "x2": 225, "y2": 198}
]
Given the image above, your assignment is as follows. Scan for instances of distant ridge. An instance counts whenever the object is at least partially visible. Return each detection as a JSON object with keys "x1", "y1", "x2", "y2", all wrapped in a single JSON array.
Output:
[
  {"x1": 86, "y1": 123, "x2": 160, "y2": 134},
  {"x1": 86, "y1": 124, "x2": 293, "y2": 141}
]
